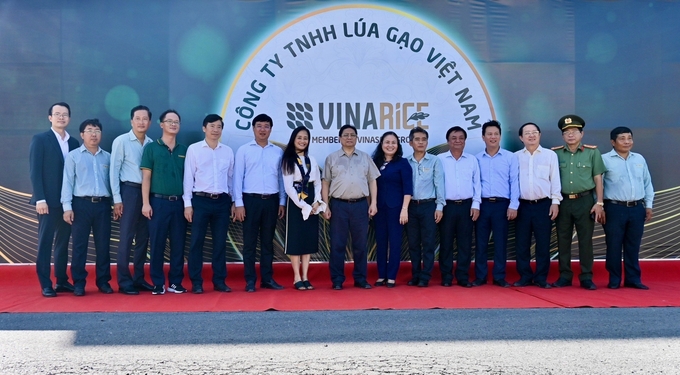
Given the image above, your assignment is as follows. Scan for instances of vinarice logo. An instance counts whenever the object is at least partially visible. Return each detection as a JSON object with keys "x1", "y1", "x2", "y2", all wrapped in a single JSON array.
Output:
[{"x1": 221, "y1": 4, "x2": 495, "y2": 160}]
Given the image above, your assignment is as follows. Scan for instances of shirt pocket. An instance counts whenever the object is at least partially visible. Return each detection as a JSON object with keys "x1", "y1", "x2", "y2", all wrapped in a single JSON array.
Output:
[
  {"x1": 418, "y1": 166, "x2": 433, "y2": 181},
  {"x1": 536, "y1": 165, "x2": 550, "y2": 180},
  {"x1": 632, "y1": 163, "x2": 645, "y2": 182}
]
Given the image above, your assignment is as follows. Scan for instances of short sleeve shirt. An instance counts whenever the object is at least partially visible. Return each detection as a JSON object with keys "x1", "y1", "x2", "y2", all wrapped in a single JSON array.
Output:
[
  {"x1": 322, "y1": 149, "x2": 380, "y2": 200},
  {"x1": 140, "y1": 139, "x2": 187, "y2": 196},
  {"x1": 555, "y1": 144, "x2": 606, "y2": 194}
]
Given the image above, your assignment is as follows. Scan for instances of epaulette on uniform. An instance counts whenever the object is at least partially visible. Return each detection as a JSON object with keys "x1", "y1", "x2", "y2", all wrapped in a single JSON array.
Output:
[
  {"x1": 583, "y1": 144, "x2": 597, "y2": 149},
  {"x1": 551, "y1": 146, "x2": 564, "y2": 151}
]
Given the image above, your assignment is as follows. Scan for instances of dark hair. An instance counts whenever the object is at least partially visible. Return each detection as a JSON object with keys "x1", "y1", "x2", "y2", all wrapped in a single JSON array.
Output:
[
  {"x1": 49, "y1": 102, "x2": 70, "y2": 116},
  {"x1": 338, "y1": 124, "x2": 357, "y2": 138},
  {"x1": 203, "y1": 114, "x2": 223, "y2": 128},
  {"x1": 610, "y1": 126, "x2": 633, "y2": 141},
  {"x1": 79, "y1": 118, "x2": 102, "y2": 133},
  {"x1": 281, "y1": 126, "x2": 311, "y2": 175},
  {"x1": 409, "y1": 126, "x2": 428, "y2": 141},
  {"x1": 482, "y1": 120, "x2": 501, "y2": 136},
  {"x1": 253, "y1": 113, "x2": 273, "y2": 128},
  {"x1": 372, "y1": 131, "x2": 403, "y2": 166},
  {"x1": 445, "y1": 126, "x2": 467, "y2": 140},
  {"x1": 518, "y1": 122, "x2": 541, "y2": 136},
  {"x1": 159, "y1": 109, "x2": 181, "y2": 123},
  {"x1": 130, "y1": 105, "x2": 152, "y2": 120}
]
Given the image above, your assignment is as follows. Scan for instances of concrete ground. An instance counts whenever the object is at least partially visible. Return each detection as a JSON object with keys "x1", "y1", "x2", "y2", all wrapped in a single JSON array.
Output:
[{"x1": 1, "y1": 308, "x2": 680, "y2": 374}]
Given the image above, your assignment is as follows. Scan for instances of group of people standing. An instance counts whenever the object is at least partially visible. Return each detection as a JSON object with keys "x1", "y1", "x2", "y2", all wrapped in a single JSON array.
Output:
[{"x1": 29, "y1": 101, "x2": 654, "y2": 298}]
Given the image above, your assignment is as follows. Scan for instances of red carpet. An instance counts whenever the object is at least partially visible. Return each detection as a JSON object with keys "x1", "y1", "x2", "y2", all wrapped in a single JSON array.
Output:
[{"x1": 1, "y1": 260, "x2": 679, "y2": 313}]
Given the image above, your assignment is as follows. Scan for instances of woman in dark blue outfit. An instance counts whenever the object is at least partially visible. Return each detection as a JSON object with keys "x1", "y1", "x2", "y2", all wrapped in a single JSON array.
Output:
[{"x1": 372, "y1": 131, "x2": 413, "y2": 287}]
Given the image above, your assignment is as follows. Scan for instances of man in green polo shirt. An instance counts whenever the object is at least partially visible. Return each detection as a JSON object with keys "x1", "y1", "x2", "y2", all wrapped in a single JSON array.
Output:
[
  {"x1": 140, "y1": 109, "x2": 188, "y2": 295},
  {"x1": 551, "y1": 114, "x2": 605, "y2": 290}
]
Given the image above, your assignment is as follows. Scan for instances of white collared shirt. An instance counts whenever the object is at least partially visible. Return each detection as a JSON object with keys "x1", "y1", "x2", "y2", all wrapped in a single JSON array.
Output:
[
  {"x1": 51, "y1": 127, "x2": 71, "y2": 159},
  {"x1": 183, "y1": 140, "x2": 235, "y2": 207},
  {"x1": 515, "y1": 145, "x2": 562, "y2": 204}
]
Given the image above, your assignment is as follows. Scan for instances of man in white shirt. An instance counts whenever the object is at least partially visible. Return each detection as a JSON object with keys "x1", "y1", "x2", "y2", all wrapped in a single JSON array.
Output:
[
  {"x1": 233, "y1": 113, "x2": 286, "y2": 292},
  {"x1": 183, "y1": 114, "x2": 235, "y2": 294},
  {"x1": 437, "y1": 126, "x2": 481, "y2": 287},
  {"x1": 513, "y1": 123, "x2": 562, "y2": 288}
]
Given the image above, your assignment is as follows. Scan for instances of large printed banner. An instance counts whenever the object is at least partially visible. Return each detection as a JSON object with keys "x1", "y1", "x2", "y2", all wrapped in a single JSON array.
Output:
[{"x1": 1, "y1": 1, "x2": 679, "y2": 264}]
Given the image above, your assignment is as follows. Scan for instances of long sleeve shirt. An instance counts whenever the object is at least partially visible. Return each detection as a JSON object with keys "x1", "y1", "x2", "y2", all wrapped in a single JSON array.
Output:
[
  {"x1": 109, "y1": 130, "x2": 152, "y2": 204},
  {"x1": 61, "y1": 145, "x2": 112, "y2": 211},
  {"x1": 515, "y1": 146, "x2": 562, "y2": 205},
  {"x1": 476, "y1": 148, "x2": 520, "y2": 210},
  {"x1": 182, "y1": 140, "x2": 235, "y2": 207},
  {"x1": 233, "y1": 140, "x2": 286, "y2": 207},
  {"x1": 438, "y1": 152, "x2": 481, "y2": 210},
  {"x1": 407, "y1": 153, "x2": 446, "y2": 211},
  {"x1": 602, "y1": 149, "x2": 654, "y2": 208}
]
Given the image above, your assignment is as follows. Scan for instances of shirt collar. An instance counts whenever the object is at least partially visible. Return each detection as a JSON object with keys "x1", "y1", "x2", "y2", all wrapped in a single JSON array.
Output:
[
  {"x1": 127, "y1": 129, "x2": 151, "y2": 145},
  {"x1": 408, "y1": 153, "x2": 433, "y2": 162},
  {"x1": 78, "y1": 144, "x2": 102, "y2": 155},
  {"x1": 200, "y1": 140, "x2": 223, "y2": 149},
  {"x1": 51, "y1": 128, "x2": 70, "y2": 142},
  {"x1": 248, "y1": 139, "x2": 273, "y2": 148}
]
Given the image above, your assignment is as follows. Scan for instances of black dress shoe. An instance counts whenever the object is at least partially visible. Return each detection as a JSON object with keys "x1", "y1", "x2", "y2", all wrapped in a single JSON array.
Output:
[
  {"x1": 42, "y1": 287, "x2": 57, "y2": 298},
  {"x1": 192, "y1": 284, "x2": 204, "y2": 294},
  {"x1": 332, "y1": 283, "x2": 343, "y2": 290},
  {"x1": 441, "y1": 280, "x2": 453, "y2": 287},
  {"x1": 98, "y1": 283, "x2": 114, "y2": 294},
  {"x1": 374, "y1": 279, "x2": 387, "y2": 287},
  {"x1": 534, "y1": 281, "x2": 551, "y2": 289},
  {"x1": 513, "y1": 279, "x2": 532, "y2": 287},
  {"x1": 74, "y1": 287, "x2": 85, "y2": 296},
  {"x1": 624, "y1": 282, "x2": 649, "y2": 290},
  {"x1": 354, "y1": 281, "x2": 372, "y2": 289},
  {"x1": 214, "y1": 284, "x2": 232, "y2": 293},
  {"x1": 472, "y1": 279, "x2": 487, "y2": 287},
  {"x1": 407, "y1": 278, "x2": 419, "y2": 286},
  {"x1": 134, "y1": 280, "x2": 155, "y2": 292},
  {"x1": 607, "y1": 283, "x2": 620, "y2": 289},
  {"x1": 493, "y1": 279, "x2": 511, "y2": 288},
  {"x1": 551, "y1": 277, "x2": 572, "y2": 288},
  {"x1": 119, "y1": 286, "x2": 139, "y2": 295},
  {"x1": 417, "y1": 280, "x2": 429, "y2": 287},
  {"x1": 245, "y1": 283, "x2": 256, "y2": 293},
  {"x1": 55, "y1": 282, "x2": 75, "y2": 293},
  {"x1": 457, "y1": 280, "x2": 472, "y2": 288},
  {"x1": 580, "y1": 280, "x2": 597, "y2": 290},
  {"x1": 386, "y1": 281, "x2": 396, "y2": 288},
  {"x1": 261, "y1": 279, "x2": 284, "y2": 290}
]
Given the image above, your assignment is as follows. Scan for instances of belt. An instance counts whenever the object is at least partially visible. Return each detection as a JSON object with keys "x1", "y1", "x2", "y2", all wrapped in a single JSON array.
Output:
[
  {"x1": 605, "y1": 199, "x2": 644, "y2": 207},
  {"x1": 333, "y1": 197, "x2": 367, "y2": 203},
  {"x1": 194, "y1": 192, "x2": 229, "y2": 199},
  {"x1": 446, "y1": 198, "x2": 472, "y2": 205},
  {"x1": 243, "y1": 193, "x2": 279, "y2": 199},
  {"x1": 410, "y1": 198, "x2": 435, "y2": 205},
  {"x1": 520, "y1": 197, "x2": 550, "y2": 204},
  {"x1": 152, "y1": 194, "x2": 180, "y2": 201},
  {"x1": 563, "y1": 190, "x2": 592, "y2": 200},
  {"x1": 75, "y1": 196, "x2": 110, "y2": 203},
  {"x1": 122, "y1": 181, "x2": 141, "y2": 188},
  {"x1": 482, "y1": 197, "x2": 509, "y2": 203}
]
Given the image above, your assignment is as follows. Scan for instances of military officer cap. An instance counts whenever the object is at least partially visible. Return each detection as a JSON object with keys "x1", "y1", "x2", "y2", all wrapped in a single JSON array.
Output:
[{"x1": 557, "y1": 114, "x2": 585, "y2": 131}]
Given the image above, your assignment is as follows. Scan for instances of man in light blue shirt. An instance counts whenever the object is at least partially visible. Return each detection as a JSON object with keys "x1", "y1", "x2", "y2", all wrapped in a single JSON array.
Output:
[
  {"x1": 405, "y1": 127, "x2": 445, "y2": 287},
  {"x1": 109, "y1": 105, "x2": 153, "y2": 295},
  {"x1": 438, "y1": 126, "x2": 481, "y2": 287},
  {"x1": 233, "y1": 113, "x2": 286, "y2": 292},
  {"x1": 473, "y1": 120, "x2": 519, "y2": 288},
  {"x1": 61, "y1": 119, "x2": 113, "y2": 296},
  {"x1": 602, "y1": 126, "x2": 654, "y2": 290}
]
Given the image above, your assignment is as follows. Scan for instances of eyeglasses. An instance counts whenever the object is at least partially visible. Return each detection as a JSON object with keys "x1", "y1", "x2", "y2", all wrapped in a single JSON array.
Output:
[
  {"x1": 83, "y1": 130, "x2": 101, "y2": 135},
  {"x1": 341, "y1": 134, "x2": 357, "y2": 139},
  {"x1": 523, "y1": 131, "x2": 539, "y2": 136},
  {"x1": 52, "y1": 113, "x2": 69, "y2": 118},
  {"x1": 162, "y1": 120, "x2": 180, "y2": 125}
]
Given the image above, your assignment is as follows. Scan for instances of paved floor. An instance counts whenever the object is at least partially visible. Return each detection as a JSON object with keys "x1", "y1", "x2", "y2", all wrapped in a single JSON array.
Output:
[{"x1": 2, "y1": 308, "x2": 680, "y2": 374}]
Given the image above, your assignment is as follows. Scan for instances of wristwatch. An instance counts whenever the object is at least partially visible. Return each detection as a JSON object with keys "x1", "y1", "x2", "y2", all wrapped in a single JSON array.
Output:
[{"x1": 596, "y1": 201, "x2": 604, "y2": 207}]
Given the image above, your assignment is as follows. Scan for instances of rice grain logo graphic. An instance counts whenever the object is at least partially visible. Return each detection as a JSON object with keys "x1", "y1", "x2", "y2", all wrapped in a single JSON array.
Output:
[{"x1": 221, "y1": 4, "x2": 496, "y2": 164}]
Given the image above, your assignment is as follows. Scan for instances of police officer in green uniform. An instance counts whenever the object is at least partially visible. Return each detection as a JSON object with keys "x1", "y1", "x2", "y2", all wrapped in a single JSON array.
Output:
[{"x1": 551, "y1": 115, "x2": 606, "y2": 290}]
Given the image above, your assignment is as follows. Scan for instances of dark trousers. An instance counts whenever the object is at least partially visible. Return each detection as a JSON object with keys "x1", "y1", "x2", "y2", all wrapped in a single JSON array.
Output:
[
  {"x1": 116, "y1": 184, "x2": 149, "y2": 289},
  {"x1": 603, "y1": 202, "x2": 645, "y2": 286},
  {"x1": 374, "y1": 206, "x2": 403, "y2": 280},
  {"x1": 405, "y1": 200, "x2": 437, "y2": 282},
  {"x1": 438, "y1": 199, "x2": 473, "y2": 283},
  {"x1": 148, "y1": 196, "x2": 186, "y2": 286},
  {"x1": 36, "y1": 206, "x2": 71, "y2": 289},
  {"x1": 188, "y1": 194, "x2": 231, "y2": 287},
  {"x1": 475, "y1": 199, "x2": 510, "y2": 281},
  {"x1": 555, "y1": 194, "x2": 595, "y2": 281},
  {"x1": 515, "y1": 199, "x2": 553, "y2": 283},
  {"x1": 242, "y1": 194, "x2": 278, "y2": 285},
  {"x1": 329, "y1": 199, "x2": 369, "y2": 284},
  {"x1": 70, "y1": 198, "x2": 112, "y2": 288}
]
